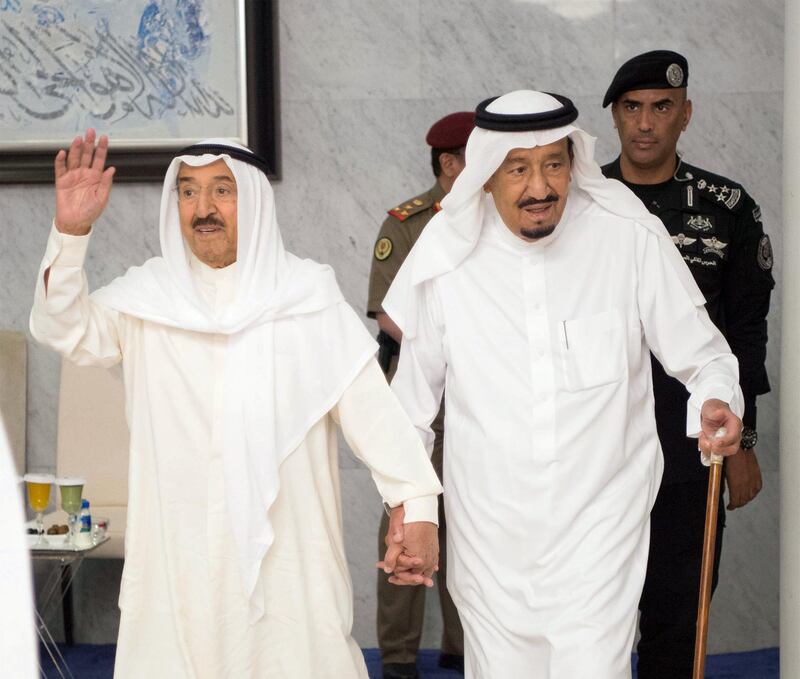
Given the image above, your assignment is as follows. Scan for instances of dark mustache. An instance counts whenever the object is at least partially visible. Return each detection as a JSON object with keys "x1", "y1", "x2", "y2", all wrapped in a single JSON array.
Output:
[
  {"x1": 192, "y1": 216, "x2": 224, "y2": 229},
  {"x1": 517, "y1": 194, "x2": 558, "y2": 209}
]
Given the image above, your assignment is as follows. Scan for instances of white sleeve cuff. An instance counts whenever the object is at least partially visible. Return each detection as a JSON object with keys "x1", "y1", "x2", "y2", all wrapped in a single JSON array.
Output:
[
  {"x1": 45, "y1": 222, "x2": 92, "y2": 268},
  {"x1": 686, "y1": 381, "x2": 744, "y2": 438},
  {"x1": 402, "y1": 495, "x2": 439, "y2": 526}
]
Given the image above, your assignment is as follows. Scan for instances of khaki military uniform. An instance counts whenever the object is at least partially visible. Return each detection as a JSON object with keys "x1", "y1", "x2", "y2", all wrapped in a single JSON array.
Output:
[{"x1": 367, "y1": 183, "x2": 464, "y2": 665}]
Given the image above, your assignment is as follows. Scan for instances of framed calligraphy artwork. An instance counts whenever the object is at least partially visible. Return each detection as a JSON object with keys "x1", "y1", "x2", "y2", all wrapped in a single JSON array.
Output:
[{"x1": 0, "y1": 0, "x2": 279, "y2": 182}]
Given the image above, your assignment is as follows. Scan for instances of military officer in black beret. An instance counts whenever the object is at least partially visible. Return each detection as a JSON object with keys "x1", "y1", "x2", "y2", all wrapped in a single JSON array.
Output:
[
  {"x1": 602, "y1": 50, "x2": 775, "y2": 678},
  {"x1": 367, "y1": 111, "x2": 473, "y2": 679}
]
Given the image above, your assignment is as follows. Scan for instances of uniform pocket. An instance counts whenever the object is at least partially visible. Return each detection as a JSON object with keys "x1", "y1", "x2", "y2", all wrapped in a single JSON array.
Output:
[{"x1": 561, "y1": 309, "x2": 626, "y2": 391}]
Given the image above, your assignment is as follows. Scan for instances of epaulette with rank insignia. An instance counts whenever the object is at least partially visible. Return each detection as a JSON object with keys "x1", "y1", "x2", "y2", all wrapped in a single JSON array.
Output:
[
  {"x1": 695, "y1": 177, "x2": 743, "y2": 211},
  {"x1": 681, "y1": 163, "x2": 745, "y2": 213},
  {"x1": 387, "y1": 191, "x2": 435, "y2": 222}
]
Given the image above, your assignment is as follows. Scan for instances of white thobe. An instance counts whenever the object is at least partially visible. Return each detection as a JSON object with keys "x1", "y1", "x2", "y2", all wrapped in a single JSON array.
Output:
[
  {"x1": 30, "y1": 227, "x2": 442, "y2": 679},
  {"x1": 390, "y1": 190, "x2": 742, "y2": 678},
  {"x1": 0, "y1": 430, "x2": 38, "y2": 678}
]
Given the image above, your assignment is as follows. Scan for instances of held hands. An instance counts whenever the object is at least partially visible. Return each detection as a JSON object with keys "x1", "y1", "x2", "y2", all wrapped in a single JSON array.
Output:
[
  {"x1": 54, "y1": 128, "x2": 115, "y2": 236},
  {"x1": 377, "y1": 505, "x2": 439, "y2": 587},
  {"x1": 699, "y1": 398, "x2": 742, "y2": 460}
]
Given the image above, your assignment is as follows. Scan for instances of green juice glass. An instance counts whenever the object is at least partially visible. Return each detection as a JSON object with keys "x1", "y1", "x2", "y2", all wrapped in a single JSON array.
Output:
[{"x1": 57, "y1": 477, "x2": 85, "y2": 548}]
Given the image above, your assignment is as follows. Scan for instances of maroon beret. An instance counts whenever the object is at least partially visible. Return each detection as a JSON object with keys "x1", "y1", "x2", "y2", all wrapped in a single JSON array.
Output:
[{"x1": 425, "y1": 111, "x2": 475, "y2": 148}]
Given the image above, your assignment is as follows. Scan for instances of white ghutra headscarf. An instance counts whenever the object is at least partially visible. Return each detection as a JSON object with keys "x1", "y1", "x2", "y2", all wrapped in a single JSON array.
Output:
[
  {"x1": 93, "y1": 141, "x2": 377, "y2": 621},
  {"x1": 384, "y1": 90, "x2": 704, "y2": 336}
]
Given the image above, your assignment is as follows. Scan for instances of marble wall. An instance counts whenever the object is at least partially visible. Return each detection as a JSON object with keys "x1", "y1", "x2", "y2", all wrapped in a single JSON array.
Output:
[{"x1": 2, "y1": 0, "x2": 783, "y2": 654}]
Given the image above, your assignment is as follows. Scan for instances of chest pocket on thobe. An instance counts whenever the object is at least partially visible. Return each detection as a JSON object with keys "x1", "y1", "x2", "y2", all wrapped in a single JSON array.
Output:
[{"x1": 561, "y1": 309, "x2": 626, "y2": 391}]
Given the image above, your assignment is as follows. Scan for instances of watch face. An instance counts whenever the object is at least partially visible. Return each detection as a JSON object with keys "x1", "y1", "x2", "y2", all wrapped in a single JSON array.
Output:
[{"x1": 741, "y1": 428, "x2": 758, "y2": 449}]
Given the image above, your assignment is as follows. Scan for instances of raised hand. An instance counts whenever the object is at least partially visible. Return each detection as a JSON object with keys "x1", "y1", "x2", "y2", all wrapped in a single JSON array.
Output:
[{"x1": 54, "y1": 129, "x2": 115, "y2": 235}]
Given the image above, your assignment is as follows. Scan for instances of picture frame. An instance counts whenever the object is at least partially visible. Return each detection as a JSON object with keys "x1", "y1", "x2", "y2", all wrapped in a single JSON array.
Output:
[{"x1": 0, "y1": 0, "x2": 279, "y2": 183}]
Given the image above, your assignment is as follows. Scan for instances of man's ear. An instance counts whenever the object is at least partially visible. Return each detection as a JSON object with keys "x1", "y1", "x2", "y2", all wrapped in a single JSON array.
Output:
[
  {"x1": 610, "y1": 103, "x2": 622, "y2": 132},
  {"x1": 483, "y1": 170, "x2": 496, "y2": 194},
  {"x1": 440, "y1": 152, "x2": 459, "y2": 179},
  {"x1": 682, "y1": 98, "x2": 693, "y2": 131}
]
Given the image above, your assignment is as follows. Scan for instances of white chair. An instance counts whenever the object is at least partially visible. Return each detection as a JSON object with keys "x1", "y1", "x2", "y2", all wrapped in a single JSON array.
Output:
[
  {"x1": 56, "y1": 359, "x2": 129, "y2": 559},
  {"x1": 0, "y1": 330, "x2": 27, "y2": 476}
]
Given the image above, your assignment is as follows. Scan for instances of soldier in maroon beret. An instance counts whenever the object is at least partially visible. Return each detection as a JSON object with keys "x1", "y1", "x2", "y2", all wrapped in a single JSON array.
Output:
[{"x1": 367, "y1": 111, "x2": 473, "y2": 679}]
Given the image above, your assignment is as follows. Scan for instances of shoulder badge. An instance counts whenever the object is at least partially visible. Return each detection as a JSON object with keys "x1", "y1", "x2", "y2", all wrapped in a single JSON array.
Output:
[
  {"x1": 757, "y1": 234, "x2": 773, "y2": 271},
  {"x1": 374, "y1": 237, "x2": 393, "y2": 262},
  {"x1": 387, "y1": 192, "x2": 434, "y2": 222},
  {"x1": 695, "y1": 177, "x2": 742, "y2": 210}
]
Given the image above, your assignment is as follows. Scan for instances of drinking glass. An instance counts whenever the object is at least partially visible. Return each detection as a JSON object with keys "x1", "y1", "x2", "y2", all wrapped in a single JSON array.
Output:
[
  {"x1": 57, "y1": 477, "x2": 85, "y2": 548},
  {"x1": 92, "y1": 516, "x2": 110, "y2": 544},
  {"x1": 23, "y1": 473, "x2": 55, "y2": 547}
]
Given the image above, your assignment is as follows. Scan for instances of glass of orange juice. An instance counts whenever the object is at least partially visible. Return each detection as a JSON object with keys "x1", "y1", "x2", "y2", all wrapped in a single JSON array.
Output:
[{"x1": 23, "y1": 473, "x2": 55, "y2": 546}]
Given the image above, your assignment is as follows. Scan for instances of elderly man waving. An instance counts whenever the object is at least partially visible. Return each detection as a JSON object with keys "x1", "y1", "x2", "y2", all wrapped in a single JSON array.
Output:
[
  {"x1": 384, "y1": 91, "x2": 743, "y2": 678},
  {"x1": 30, "y1": 130, "x2": 441, "y2": 679}
]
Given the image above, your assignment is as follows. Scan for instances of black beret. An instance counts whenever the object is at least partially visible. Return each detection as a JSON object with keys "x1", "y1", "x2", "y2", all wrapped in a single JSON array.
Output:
[
  {"x1": 603, "y1": 50, "x2": 689, "y2": 108},
  {"x1": 426, "y1": 112, "x2": 475, "y2": 148}
]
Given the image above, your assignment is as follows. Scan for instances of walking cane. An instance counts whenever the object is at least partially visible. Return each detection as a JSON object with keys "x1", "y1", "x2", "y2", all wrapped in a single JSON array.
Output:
[{"x1": 692, "y1": 428, "x2": 727, "y2": 679}]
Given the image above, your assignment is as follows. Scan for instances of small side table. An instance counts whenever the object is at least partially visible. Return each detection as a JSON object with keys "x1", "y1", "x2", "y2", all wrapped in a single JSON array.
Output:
[{"x1": 29, "y1": 535, "x2": 109, "y2": 679}]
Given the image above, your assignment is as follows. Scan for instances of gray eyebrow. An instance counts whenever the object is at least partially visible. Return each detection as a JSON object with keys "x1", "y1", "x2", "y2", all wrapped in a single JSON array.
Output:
[{"x1": 176, "y1": 175, "x2": 235, "y2": 183}]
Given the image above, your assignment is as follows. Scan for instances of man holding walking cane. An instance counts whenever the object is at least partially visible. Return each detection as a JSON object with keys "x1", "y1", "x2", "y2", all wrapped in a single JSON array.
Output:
[{"x1": 383, "y1": 89, "x2": 745, "y2": 677}]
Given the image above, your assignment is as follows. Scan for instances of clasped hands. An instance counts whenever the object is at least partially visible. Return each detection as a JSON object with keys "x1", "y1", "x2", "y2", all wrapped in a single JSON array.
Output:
[{"x1": 377, "y1": 506, "x2": 439, "y2": 587}]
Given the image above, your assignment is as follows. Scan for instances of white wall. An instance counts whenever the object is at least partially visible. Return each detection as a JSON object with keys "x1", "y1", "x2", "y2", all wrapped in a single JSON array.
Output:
[
  {"x1": 781, "y1": 0, "x2": 800, "y2": 672},
  {"x1": 1, "y1": 0, "x2": 783, "y2": 651}
]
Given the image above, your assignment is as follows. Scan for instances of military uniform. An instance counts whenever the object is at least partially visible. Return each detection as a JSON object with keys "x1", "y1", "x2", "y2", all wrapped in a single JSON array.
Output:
[
  {"x1": 603, "y1": 156, "x2": 774, "y2": 678},
  {"x1": 367, "y1": 182, "x2": 464, "y2": 669}
]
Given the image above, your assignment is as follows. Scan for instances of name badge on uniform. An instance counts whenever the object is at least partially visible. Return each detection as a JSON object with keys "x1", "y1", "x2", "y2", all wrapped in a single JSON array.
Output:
[{"x1": 683, "y1": 185, "x2": 696, "y2": 209}]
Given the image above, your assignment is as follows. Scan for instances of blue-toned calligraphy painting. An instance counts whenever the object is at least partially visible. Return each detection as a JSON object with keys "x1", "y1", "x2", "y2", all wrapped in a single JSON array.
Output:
[{"x1": 0, "y1": 0, "x2": 243, "y2": 148}]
